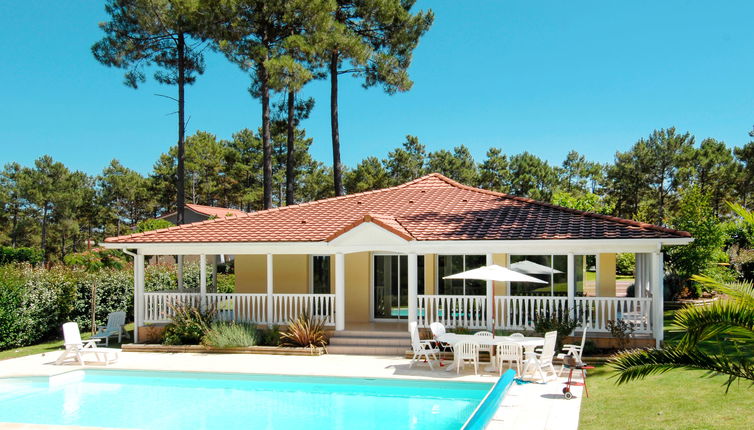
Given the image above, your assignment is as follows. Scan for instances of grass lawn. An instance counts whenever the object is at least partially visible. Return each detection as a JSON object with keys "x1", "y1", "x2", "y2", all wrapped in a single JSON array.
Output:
[
  {"x1": 579, "y1": 366, "x2": 754, "y2": 430},
  {"x1": 0, "y1": 323, "x2": 135, "y2": 361},
  {"x1": 580, "y1": 309, "x2": 753, "y2": 430}
]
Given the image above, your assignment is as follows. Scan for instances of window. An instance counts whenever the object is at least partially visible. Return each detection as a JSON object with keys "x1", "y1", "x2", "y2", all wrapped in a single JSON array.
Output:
[
  {"x1": 437, "y1": 255, "x2": 486, "y2": 295},
  {"x1": 311, "y1": 255, "x2": 330, "y2": 294},
  {"x1": 508, "y1": 255, "x2": 590, "y2": 296}
]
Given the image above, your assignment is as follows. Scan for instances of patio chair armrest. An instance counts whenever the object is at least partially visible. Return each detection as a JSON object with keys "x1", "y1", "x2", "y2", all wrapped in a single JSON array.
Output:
[
  {"x1": 82, "y1": 338, "x2": 102, "y2": 348},
  {"x1": 562, "y1": 344, "x2": 580, "y2": 349}
]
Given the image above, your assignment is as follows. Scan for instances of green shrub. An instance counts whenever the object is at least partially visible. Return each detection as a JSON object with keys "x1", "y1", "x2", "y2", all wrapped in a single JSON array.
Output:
[
  {"x1": 202, "y1": 322, "x2": 258, "y2": 348},
  {"x1": 533, "y1": 308, "x2": 581, "y2": 349},
  {"x1": 0, "y1": 246, "x2": 43, "y2": 265},
  {"x1": 257, "y1": 325, "x2": 280, "y2": 346},
  {"x1": 136, "y1": 218, "x2": 174, "y2": 233},
  {"x1": 615, "y1": 253, "x2": 635, "y2": 276},
  {"x1": 162, "y1": 303, "x2": 215, "y2": 345},
  {"x1": 0, "y1": 265, "x2": 78, "y2": 349},
  {"x1": 64, "y1": 248, "x2": 126, "y2": 270}
]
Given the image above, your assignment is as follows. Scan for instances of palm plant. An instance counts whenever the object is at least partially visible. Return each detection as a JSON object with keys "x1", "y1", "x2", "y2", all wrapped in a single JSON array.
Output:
[
  {"x1": 610, "y1": 203, "x2": 754, "y2": 389},
  {"x1": 280, "y1": 312, "x2": 328, "y2": 352}
]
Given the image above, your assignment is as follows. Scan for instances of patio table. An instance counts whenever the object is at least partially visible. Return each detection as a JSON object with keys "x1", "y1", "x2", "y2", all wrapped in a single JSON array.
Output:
[{"x1": 436, "y1": 333, "x2": 544, "y2": 374}]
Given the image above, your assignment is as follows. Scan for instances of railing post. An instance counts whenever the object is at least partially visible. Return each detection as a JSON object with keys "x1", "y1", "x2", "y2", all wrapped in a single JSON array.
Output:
[
  {"x1": 335, "y1": 253, "x2": 345, "y2": 331},
  {"x1": 266, "y1": 254, "x2": 273, "y2": 327}
]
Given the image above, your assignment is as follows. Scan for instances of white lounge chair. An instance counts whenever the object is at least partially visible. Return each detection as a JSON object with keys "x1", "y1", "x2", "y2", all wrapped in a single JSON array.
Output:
[
  {"x1": 408, "y1": 322, "x2": 440, "y2": 370},
  {"x1": 55, "y1": 322, "x2": 118, "y2": 366},
  {"x1": 91, "y1": 311, "x2": 128, "y2": 346},
  {"x1": 524, "y1": 331, "x2": 557, "y2": 382},
  {"x1": 496, "y1": 342, "x2": 523, "y2": 376},
  {"x1": 558, "y1": 327, "x2": 587, "y2": 376},
  {"x1": 455, "y1": 341, "x2": 480, "y2": 375}
]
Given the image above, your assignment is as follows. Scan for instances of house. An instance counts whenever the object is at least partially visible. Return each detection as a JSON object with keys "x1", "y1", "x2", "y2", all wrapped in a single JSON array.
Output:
[
  {"x1": 159, "y1": 203, "x2": 248, "y2": 224},
  {"x1": 103, "y1": 174, "x2": 692, "y2": 348}
]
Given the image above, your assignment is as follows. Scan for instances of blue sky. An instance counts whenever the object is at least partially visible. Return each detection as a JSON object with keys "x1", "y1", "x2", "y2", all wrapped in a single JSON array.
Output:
[{"x1": 1, "y1": 1, "x2": 753, "y2": 176}]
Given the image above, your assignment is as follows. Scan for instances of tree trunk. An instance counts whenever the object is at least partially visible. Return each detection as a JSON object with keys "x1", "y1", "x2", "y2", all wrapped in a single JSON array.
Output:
[
  {"x1": 10, "y1": 205, "x2": 18, "y2": 247},
  {"x1": 41, "y1": 205, "x2": 48, "y2": 264},
  {"x1": 285, "y1": 90, "x2": 296, "y2": 206},
  {"x1": 261, "y1": 64, "x2": 273, "y2": 209},
  {"x1": 330, "y1": 50, "x2": 344, "y2": 196},
  {"x1": 176, "y1": 32, "x2": 186, "y2": 225}
]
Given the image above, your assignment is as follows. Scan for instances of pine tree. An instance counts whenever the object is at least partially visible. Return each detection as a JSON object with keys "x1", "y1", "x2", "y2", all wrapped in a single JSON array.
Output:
[{"x1": 93, "y1": 0, "x2": 207, "y2": 224}]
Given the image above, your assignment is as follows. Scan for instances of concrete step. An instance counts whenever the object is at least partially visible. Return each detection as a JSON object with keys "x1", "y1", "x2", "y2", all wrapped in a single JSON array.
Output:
[
  {"x1": 329, "y1": 336, "x2": 410, "y2": 346},
  {"x1": 335, "y1": 329, "x2": 409, "y2": 338},
  {"x1": 327, "y1": 344, "x2": 409, "y2": 356}
]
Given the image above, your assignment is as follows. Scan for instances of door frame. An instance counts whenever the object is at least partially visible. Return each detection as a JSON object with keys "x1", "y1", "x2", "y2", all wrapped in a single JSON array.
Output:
[{"x1": 370, "y1": 252, "x2": 404, "y2": 322}]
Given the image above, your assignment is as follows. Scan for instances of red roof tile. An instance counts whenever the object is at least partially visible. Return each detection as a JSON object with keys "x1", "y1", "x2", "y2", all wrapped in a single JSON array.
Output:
[{"x1": 105, "y1": 174, "x2": 691, "y2": 244}]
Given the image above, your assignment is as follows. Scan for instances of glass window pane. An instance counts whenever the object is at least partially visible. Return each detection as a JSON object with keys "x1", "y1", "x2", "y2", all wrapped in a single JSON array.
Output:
[
  {"x1": 510, "y1": 255, "x2": 552, "y2": 296},
  {"x1": 552, "y1": 255, "x2": 568, "y2": 296},
  {"x1": 312, "y1": 256, "x2": 330, "y2": 294}
]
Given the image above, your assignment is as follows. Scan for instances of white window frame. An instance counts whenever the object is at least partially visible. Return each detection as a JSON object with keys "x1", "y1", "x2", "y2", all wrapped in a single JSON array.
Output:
[{"x1": 435, "y1": 254, "x2": 486, "y2": 296}]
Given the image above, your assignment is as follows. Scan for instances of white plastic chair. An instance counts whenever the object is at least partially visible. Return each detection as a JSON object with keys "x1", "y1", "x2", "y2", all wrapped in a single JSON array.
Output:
[
  {"x1": 496, "y1": 342, "x2": 523, "y2": 376},
  {"x1": 455, "y1": 341, "x2": 480, "y2": 375},
  {"x1": 558, "y1": 327, "x2": 588, "y2": 375},
  {"x1": 525, "y1": 331, "x2": 557, "y2": 382},
  {"x1": 56, "y1": 322, "x2": 118, "y2": 366},
  {"x1": 509, "y1": 333, "x2": 525, "y2": 340},
  {"x1": 473, "y1": 331, "x2": 494, "y2": 358},
  {"x1": 91, "y1": 311, "x2": 128, "y2": 346},
  {"x1": 408, "y1": 322, "x2": 440, "y2": 370}
]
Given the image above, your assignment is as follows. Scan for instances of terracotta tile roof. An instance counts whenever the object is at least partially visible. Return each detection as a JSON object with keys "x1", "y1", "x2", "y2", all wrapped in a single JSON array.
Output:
[
  {"x1": 185, "y1": 204, "x2": 247, "y2": 218},
  {"x1": 105, "y1": 174, "x2": 691, "y2": 244}
]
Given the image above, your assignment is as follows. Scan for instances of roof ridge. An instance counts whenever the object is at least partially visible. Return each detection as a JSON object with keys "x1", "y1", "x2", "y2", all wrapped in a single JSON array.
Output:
[{"x1": 435, "y1": 174, "x2": 690, "y2": 237}]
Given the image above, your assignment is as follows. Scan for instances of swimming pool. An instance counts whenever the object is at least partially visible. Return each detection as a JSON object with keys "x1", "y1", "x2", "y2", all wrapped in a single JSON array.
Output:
[{"x1": 0, "y1": 370, "x2": 492, "y2": 429}]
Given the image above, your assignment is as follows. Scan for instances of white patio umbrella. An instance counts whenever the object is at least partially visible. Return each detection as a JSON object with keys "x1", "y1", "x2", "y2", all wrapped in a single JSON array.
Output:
[
  {"x1": 509, "y1": 259, "x2": 563, "y2": 275},
  {"x1": 443, "y1": 264, "x2": 547, "y2": 336}
]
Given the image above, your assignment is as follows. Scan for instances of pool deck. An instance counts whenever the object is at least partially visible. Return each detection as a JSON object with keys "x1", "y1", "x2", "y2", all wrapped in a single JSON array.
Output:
[{"x1": 0, "y1": 351, "x2": 583, "y2": 430}]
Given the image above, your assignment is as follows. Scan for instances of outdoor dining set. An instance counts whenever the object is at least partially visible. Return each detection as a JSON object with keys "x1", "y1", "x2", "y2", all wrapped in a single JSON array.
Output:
[{"x1": 408, "y1": 321, "x2": 587, "y2": 383}]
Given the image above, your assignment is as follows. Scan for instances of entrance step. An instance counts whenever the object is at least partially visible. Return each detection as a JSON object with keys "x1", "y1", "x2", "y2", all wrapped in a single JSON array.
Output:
[{"x1": 327, "y1": 329, "x2": 410, "y2": 356}]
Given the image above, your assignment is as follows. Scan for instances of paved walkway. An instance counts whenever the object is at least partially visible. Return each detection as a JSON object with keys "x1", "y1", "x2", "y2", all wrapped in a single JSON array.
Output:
[{"x1": 0, "y1": 351, "x2": 583, "y2": 429}]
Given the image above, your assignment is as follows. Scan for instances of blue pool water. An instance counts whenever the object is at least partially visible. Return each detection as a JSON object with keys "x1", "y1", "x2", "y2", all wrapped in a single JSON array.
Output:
[{"x1": 0, "y1": 370, "x2": 492, "y2": 430}]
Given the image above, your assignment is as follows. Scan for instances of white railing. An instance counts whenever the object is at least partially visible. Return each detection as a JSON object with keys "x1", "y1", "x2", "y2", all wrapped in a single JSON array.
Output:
[
  {"x1": 494, "y1": 296, "x2": 569, "y2": 331},
  {"x1": 206, "y1": 293, "x2": 268, "y2": 323},
  {"x1": 271, "y1": 294, "x2": 336, "y2": 326},
  {"x1": 144, "y1": 292, "x2": 201, "y2": 323},
  {"x1": 143, "y1": 292, "x2": 335, "y2": 326},
  {"x1": 417, "y1": 295, "x2": 487, "y2": 329},
  {"x1": 575, "y1": 297, "x2": 653, "y2": 334}
]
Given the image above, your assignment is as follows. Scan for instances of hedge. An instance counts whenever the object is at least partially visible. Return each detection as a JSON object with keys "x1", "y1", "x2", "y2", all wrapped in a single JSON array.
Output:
[
  {"x1": 0, "y1": 246, "x2": 43, "y2": 265},
  {"x1": 0, "y1": 262, "x2": 234, "y2": 350}
]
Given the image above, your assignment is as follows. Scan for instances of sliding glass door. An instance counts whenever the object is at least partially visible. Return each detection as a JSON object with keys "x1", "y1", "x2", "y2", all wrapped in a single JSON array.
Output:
[{"x1": 373, "y1": 255, "x2": 424, "y2": 320}]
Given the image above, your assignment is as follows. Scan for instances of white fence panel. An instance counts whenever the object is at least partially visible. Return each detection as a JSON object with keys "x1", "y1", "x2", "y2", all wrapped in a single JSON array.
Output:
[
  {"x1": 271, "y1": 294, "x2": 336, "y2": 326},
  {"x1": 417, "y1": 295, "x2": 487, "y2": 329}
]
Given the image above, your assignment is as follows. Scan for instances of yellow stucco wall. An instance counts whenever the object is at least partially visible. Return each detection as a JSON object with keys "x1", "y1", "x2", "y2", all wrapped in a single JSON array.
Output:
[
  {"x1": 424, "y1": 254, "x2": 435, "y2": 295},
  {"x1": 234, "y1": 255, "x2": 266, "y2": 293},
  {"x1": 234, "y1": 254, "x2": 308, "y2": 294},
  {"x1": 492, "y1": 253, "x2": 508, "y2": 296},
  {"x1": 344, "y1": 252, "x2": 371, "y2": 323},
  {"x1": 598, "y1": 253, "x2": 617, "y2": 297}
]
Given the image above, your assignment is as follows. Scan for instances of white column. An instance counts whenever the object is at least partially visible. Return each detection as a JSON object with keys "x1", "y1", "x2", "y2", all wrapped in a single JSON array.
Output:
[
  {"x1": 177, "y1": 255, "x2": 184, "y2": 291},
  {"x1": 266, "y1": 254, "x2": 274, "y2": 326},
  {"x1": 199, "y1": 254, "x2": 207, "y2": 311},
  {"x1": 134, "y1": 251, "x2": 145, "y2": 343},
  {"x1": 650, "y1": 251, "x2": 664, "y2": 348},
  {"x1": 335, "y1": 252, "x2": 345, "y2": 331},
  {"x1": 633, "y1": 253, "x2": 642, "y2": 298},
  {"x1": 567, "y1": 253, "x2": 575, "y2": 319},
  {"x1": 485, "y1": 253, "x2": 494, "y2": 330},
  {"x1": 408, "y1": 253, "x2": 418, "y2": 326}
]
